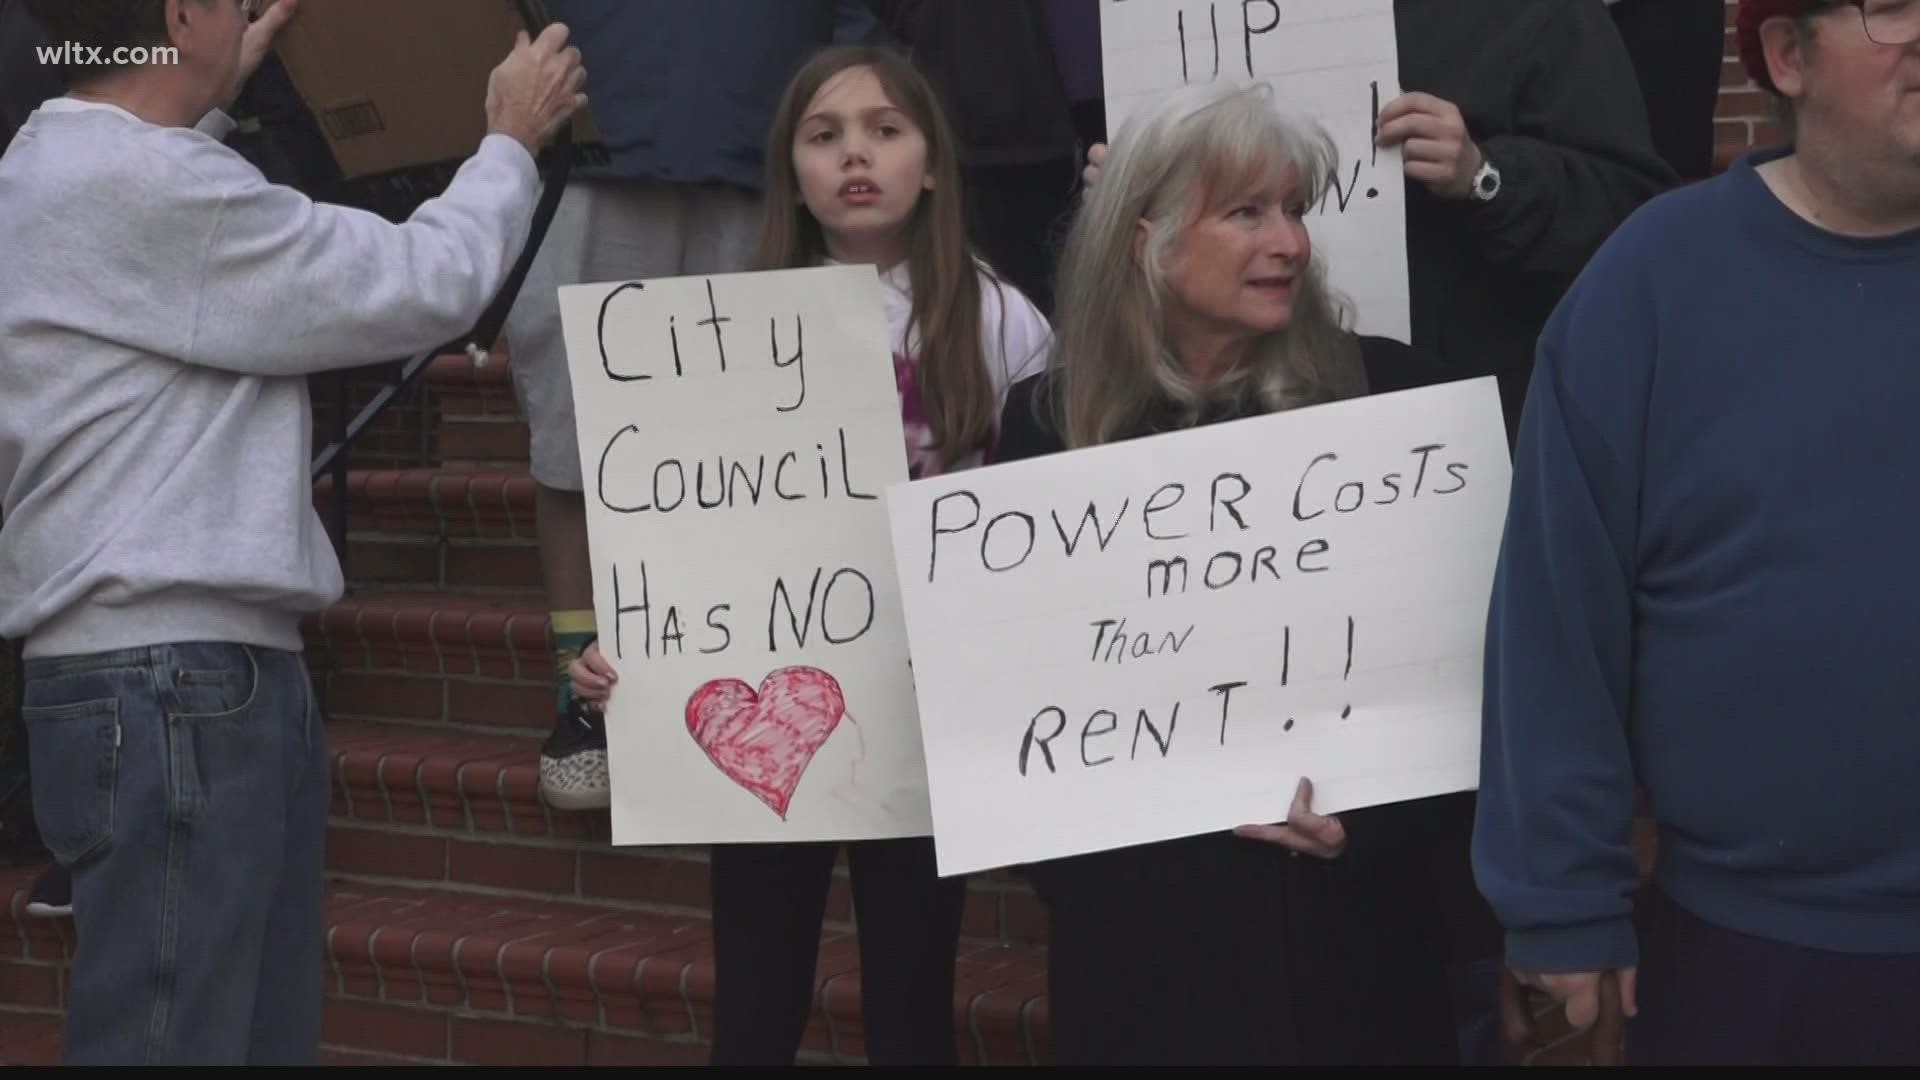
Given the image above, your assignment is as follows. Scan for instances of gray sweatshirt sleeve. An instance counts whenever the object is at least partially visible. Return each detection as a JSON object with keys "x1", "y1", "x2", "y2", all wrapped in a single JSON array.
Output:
[{"x1": 179, "y1": 132, "x2": 542, "y2": 377}]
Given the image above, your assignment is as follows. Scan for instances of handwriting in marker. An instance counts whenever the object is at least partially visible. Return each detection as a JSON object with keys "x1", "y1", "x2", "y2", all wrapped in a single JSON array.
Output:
[{"x1": 1342, "y1": 616, "x2": 1354, "y2": 719}]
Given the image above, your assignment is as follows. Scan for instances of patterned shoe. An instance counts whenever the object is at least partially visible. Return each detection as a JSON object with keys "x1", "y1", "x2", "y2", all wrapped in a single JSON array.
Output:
[{"x1": 538, "y1": 699, "x2": 609, "y2": 811}]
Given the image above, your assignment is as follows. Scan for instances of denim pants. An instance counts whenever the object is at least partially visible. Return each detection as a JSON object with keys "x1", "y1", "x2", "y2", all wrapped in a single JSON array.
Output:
[{"x1": 22, "y1": 642, "x2": 330, "y2": 1065}]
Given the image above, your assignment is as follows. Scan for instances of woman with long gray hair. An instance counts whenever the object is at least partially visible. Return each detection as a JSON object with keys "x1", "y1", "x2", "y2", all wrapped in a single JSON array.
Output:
[{"x1": 995, "y1": 80, "x2": 1462, "y2": 1065}]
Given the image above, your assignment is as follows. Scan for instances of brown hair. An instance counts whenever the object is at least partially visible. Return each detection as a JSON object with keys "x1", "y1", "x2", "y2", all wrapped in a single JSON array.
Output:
[{"x1": 752, "y1": 44, "x2": 998, "y2": 470}]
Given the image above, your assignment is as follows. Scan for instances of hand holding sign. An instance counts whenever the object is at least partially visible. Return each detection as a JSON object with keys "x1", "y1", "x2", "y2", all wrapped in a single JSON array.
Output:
[
  {"x1": 1376, "y1": 92, "x2": 1485, "y2": 201},
  {"x1": 568, "y1": 639, "x2": 619, "y2": 711},
  {"x1": 1082, "y1": 142, "x2": 1109, "y2": 190},
  {"x1": 1233, "y1": 777, "x2": 1348, "y2": 859},
  {"x1": 1097, "y1": 0, "x2": 1411, "y2": 342}
]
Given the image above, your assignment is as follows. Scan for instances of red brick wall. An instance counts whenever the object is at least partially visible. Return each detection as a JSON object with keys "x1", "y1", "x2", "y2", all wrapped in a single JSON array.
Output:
[{"x1": 1714, "y1": 0, "x2": 1786, "y2": 173}]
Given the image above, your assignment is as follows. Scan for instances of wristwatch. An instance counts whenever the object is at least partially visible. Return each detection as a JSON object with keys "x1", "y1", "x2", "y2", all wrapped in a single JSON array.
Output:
[{"x1": 1468, "y1": 157, "x2": 1502, "y2": 203}]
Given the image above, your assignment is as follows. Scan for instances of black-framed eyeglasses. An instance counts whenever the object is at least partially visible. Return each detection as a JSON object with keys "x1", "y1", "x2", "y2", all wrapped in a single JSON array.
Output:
[{"x1": 1823, "y1": 0, "x2": 1920, "y2": 46}]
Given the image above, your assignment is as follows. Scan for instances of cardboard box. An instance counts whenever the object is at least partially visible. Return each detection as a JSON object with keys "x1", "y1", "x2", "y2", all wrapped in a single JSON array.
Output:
[{"x1": 270, "y1": 0, "x2": 603, "y2": 181}]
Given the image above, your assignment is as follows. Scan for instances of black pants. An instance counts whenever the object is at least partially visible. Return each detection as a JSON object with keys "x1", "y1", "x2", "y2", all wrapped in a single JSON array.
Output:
[
  {"x1": 1631, "y1": 888, "x2": 1920, "y2": 1065},
  {"x1": 961, "y1": 158, "x2": 1080, "y2": 318},
  {"x1": 1029, "y1": 831, "x2": 1459, "y2": 1066},
  {"x1": 707, "y1": 837, "x2": 968, "y2": 1065}
]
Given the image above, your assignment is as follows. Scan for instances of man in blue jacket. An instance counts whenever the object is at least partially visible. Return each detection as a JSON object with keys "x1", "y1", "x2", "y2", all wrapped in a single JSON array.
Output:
[{"x1": 1474, "y1": 0, "x2": 1920, "y2": 1065}]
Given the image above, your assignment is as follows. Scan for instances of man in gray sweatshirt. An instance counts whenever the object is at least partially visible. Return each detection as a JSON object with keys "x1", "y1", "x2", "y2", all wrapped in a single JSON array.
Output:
[{"x1": 0, "y1": 0, "x2": 586, "y2": 1064}]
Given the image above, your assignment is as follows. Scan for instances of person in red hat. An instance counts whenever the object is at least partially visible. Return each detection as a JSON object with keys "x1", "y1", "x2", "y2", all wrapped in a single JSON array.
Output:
[{"x1": 1474, "y1": 0, "x2": 1920, "y2": 1066}]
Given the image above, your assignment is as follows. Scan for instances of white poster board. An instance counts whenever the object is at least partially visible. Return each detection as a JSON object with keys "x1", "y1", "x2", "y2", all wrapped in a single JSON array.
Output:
[
  {"x1": 1099, "y1": 0, "x2": 1410, "y2": 343},
  {"x1": 885, "y1": 377, "x2": 1510, "y2": 876},
  {"x1": 561, "y1": 265, "x2": 931, "y2": 845}
]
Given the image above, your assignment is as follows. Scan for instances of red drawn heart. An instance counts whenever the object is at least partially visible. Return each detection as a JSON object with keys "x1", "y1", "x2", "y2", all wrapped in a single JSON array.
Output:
[{"x1": 685, "y1": 666, "x2": 847, "y2": 819}]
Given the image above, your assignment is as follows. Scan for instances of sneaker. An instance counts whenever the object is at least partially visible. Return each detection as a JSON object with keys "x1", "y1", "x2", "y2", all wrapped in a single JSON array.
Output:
[
  {"x1": 25, "y1": 863, "x2": 71, "y2": 919},
  {"x1": 538, "y1": 698, "x2": 609, "y2": 811}
]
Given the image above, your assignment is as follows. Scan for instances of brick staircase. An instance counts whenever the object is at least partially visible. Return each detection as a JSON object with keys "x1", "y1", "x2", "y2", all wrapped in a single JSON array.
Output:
[{"x1": 0, "y1": 348, "x2": 1052, "y2": 1066}]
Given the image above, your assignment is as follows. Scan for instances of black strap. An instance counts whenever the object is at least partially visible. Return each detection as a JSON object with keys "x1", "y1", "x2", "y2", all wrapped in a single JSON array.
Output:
[{"x1": 462, "y1": 0, "x2": 573, "y2": 366}]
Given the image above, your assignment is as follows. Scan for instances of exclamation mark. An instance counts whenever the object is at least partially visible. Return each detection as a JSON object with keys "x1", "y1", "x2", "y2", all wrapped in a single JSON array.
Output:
[
  {"x1": 1341, "y1": 616, "x2": 1354, "y2": 719},
  {"x1": 1370, "y1": 82, "x2": 1380, "y2": 167},
  {"x1": 1366, "y1": 83, "x2": 1381, "y2": 200},
  {"x1": 1178, "y1": 11, "x2": 1188, "y2": 83},
  {"x1": 1209, "y1": 3, "x2": 1221, "y2": 78},
  {"x1": 1282, "y1": 626, "x2": 1295, "y2": 732}
]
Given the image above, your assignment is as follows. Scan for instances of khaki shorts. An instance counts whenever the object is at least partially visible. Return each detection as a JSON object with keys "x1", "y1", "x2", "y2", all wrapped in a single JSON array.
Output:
[{"x1": 502, "y1": 176, "x2": 762, "y2": 492}]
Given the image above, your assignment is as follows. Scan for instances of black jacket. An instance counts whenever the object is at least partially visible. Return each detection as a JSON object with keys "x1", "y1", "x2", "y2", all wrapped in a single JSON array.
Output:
[
  {"x1": 1609, "y1": 0, "x2": 1728, "y2": 181},
  {"x1": 1393, "y1": 0, "x2": 1676, "y2": 443},
  {"x1": 0, "y1": 0, "x2": 59, "y2": 155},
  {"x1": 868, "y1": 0, "x2": 1079, "y2": 168}
]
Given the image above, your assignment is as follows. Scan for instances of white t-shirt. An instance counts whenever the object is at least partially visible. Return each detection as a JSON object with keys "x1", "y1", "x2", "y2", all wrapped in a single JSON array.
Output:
[{"x1": 873, "y1": 257, "x2": 1053, "y2": 478}]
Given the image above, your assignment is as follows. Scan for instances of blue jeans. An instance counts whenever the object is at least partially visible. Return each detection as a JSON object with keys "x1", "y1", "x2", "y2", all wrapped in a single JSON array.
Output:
[{"x1": 22, "y1": 642, "x2": 329, "y2": 1065}]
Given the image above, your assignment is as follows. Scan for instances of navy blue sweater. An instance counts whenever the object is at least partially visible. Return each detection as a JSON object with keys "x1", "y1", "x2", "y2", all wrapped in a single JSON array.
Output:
[
  {"x1": 1474, "y1": 147, "x2": 1920, "y2": 974},
  {"x1": 546, "y1": 0, "x2": 882, "y2": 191}
]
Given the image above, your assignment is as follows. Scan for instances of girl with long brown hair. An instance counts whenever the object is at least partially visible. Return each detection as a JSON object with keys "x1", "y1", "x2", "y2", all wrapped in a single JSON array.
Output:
[{"x1": 568, "y1": 43, "x2": 1050, "y2": 1064}]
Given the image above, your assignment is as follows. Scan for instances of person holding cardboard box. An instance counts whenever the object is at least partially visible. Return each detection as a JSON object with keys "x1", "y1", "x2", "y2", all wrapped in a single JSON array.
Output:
[{"x1": 0, "y1": 0, "x2": 587, "y2": 1065}]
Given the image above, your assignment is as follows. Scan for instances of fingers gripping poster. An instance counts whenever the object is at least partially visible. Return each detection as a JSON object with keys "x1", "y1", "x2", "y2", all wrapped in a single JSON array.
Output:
[
  {"x1": 560, "y1": 265, "x2": 930, "y2": 845},
  {"x1": 1100, "y1": 0, "x2": 1410, "y2": 344}
]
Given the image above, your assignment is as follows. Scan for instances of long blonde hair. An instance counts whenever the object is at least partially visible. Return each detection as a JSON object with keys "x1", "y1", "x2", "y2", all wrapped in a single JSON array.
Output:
[{"x1": 1049, "y1": 81, "x2": 1368, "y2": 449}]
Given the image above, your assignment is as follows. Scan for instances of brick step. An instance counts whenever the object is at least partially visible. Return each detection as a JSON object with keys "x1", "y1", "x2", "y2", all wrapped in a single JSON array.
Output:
[
  {"x1": 423, "y1": 352, "x2": 531, "y2": 468},
  {"x1": 322, "y1": 719, "x2": 1048, "y2": 949},
  {"x1": 1, "y1": 862, "x2": 1051, "y2": 1066},
  {"x1": 301, "y1": 593, "x2": 555, "y2": 739},
  {"x1": 421, "y1": 350, "x2": 519, "y2": 418},
  {"x1": 0, "y1": 1010, "x2": 61, "y2": 1066},
  {"x1": 307, "y1": 350, "x2": 527, "y2": 478},
  {"x1": 324, "y1": 718, "x2": 704, "y2": 918},
  {"x1": 0, "y1": 1009, "x2": 423, "y2": 1068},
  {"x1": 311, "y1": 469, "x2": 538, "y2": 543},
  {"x1": 310, "y1": 468, "x2": 544, "y2": 594}
]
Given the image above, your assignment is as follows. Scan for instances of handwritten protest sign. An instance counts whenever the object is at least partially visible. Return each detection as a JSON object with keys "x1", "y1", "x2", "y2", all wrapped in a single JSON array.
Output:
[
  {"x1": 885, "y1": 377, "x2": 1509, "y2": 876},
  {"x1": 1099, "y1": 0, "x2": 1410, "y2": 342},
  {"x1": 561, "y1": 265, "x2": 930, "y2": 846}
]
